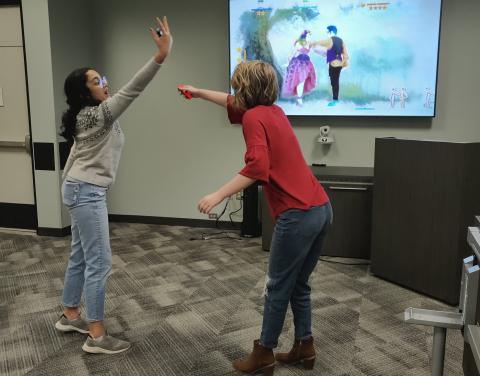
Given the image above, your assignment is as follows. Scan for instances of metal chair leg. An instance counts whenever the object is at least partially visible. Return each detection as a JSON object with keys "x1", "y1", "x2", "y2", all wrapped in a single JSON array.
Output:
[{"x1": 432, "y1": 327, "x2": 446, "y2": 376}]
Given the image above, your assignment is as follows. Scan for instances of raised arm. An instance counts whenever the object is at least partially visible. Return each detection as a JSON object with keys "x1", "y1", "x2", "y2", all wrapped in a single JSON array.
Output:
[
  {"x1": 152, "y1": 16, "x2": 173, "y2": 65},
  {"x1": 100, "y1": 16, "x2": 173, "y2": 123}
]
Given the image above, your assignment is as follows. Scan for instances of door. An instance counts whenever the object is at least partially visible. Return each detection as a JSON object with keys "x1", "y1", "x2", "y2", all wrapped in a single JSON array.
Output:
[{"x1": 0, "y1": 4, "x2": 36, "y2": 229}]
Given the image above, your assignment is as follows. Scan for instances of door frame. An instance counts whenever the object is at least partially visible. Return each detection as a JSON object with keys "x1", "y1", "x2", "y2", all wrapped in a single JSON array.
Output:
[{"x1": 0, "y1": 0, "x2": 38, "y2": 230}]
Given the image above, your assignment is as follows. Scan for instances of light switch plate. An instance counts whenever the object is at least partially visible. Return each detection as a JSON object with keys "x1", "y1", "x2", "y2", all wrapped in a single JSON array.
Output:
[{"x1": 0, "y1": 88, "x2": 4, "y2": 107}]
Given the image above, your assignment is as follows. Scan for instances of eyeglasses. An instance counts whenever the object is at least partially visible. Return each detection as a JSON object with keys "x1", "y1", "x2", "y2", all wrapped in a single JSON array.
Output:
[{"x1": 99, "y1": 76, "x2": 108, "y2": 88}]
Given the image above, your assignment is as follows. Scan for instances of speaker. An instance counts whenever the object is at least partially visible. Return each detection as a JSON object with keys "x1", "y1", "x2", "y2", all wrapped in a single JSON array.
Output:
[{"x1": 241, "y1": 183, "x2": 262, "y2": 238}]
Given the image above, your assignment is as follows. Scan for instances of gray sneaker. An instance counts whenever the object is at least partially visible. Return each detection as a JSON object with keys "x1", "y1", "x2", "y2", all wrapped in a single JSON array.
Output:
[
  {"x1": 55, "y1": 314, "x2": 89, "y2": 334},
  {"x1": 82, "y1": 334, "x2": 131, "y2": 354}
]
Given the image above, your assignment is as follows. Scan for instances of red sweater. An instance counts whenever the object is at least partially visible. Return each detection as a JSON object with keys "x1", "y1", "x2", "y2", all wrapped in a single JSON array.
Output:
[{"x1": 227, "y1": 97, "x2": 329, "y2": 219}]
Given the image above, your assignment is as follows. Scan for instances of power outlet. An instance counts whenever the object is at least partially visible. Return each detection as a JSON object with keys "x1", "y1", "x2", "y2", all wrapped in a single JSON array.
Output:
[{"x1": 208, "y1": 213, "x2": 218, "y2": 219}]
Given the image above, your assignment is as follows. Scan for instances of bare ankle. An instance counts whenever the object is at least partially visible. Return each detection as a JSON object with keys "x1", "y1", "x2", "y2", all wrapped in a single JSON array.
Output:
[
  {"x1": 64, "y1": 307, "x2": 79, "y2": 320},
  {"x1": 89, "y1": 321, "x2": 106, "y2": 338}
]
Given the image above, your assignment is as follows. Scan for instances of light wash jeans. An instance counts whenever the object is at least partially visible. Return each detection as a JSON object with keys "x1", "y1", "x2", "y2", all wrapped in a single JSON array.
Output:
[
  {"x1": 61, "y1": 177, "x2": 111, "y2": 322},
  {"x1": 260, "y1": 202, "x2": 332, "y2": 348}
]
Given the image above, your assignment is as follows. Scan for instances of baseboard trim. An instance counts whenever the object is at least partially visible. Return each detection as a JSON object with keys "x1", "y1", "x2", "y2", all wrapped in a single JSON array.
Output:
[
  {"x1": 37, "y1": 227, "x2": 71, "y2": 237},
  {"x1": 0, "y1": 0, "x2": 21, "y2": 5},
  {"x1": 36, "y1": 216, "x2": 241, "y2": 237},
  {"x1": 109, "y1": 214, "x2": 240, "y2": 230},
  {"x1": 0, "y1": 203, "x2": 36, "y2": 229}
]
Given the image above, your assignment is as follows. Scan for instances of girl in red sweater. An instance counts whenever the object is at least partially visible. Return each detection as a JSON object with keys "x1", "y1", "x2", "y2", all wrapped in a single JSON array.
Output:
[{"x1": 183, "y1": 61, "x2": 331, "y2": 375}]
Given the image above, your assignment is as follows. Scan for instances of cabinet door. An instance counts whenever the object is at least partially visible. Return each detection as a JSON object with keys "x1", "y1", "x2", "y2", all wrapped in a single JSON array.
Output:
[{"x1": 322, "y1": 184, "x2": 372, "y2": 259}]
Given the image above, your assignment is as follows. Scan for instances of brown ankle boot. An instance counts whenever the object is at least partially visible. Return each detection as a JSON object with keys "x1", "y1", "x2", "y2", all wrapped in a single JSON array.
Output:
[
  {"x1": 232, "y1": 340, "x2": 275, "y2": 375},
  {"x1": 275, "y1": 336, "x2": 315, "y2": 369}
]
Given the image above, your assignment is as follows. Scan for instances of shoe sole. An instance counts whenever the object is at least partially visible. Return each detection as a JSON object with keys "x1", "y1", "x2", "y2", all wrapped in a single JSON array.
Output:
[
  {"x1": 55, "y1": 321, "x2": 89, "y2": 334},
  {"x1": 233, "y1": 362, "x2": 275, "y2": 375},
  {"x1": 252, "y1": 364, "x2": 275, "y2": 375},
  {"x1": 82, "y1": 343, "x2": 131, "y2": 355},
  {"x1": 276, "y1": 356, "x2": 316, "y2": 369}
]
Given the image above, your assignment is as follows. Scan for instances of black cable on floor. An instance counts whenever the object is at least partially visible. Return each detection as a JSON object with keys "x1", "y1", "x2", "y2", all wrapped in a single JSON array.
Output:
[
  {"x1": 229, "y1": 196, "x2": 243, "y2": 229},
  {"x1": 202, "y1": 233, "x2": 243, "y2": 240},
  {"x1": 190, "y1": 198, "x2": 242, "y2": 241},
  {"x1": 319, "y1": 257, "x2": 371, "y2": 266},
  {"x1": 189, "y1": 231, "x2": 243, "y2": 241},
  {"x1": 215, "y1": 198, "x2": 231, "y2": 229}
]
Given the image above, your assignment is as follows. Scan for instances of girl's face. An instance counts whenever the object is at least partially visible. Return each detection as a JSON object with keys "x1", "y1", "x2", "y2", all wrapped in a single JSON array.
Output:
[{"x1": 85, "y1": 70, "x2": 109, "y2": 102}]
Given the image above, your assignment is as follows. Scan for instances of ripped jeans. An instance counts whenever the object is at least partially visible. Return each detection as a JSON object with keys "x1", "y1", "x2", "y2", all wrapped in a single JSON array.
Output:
[
  {"x1": 260, "y1": 202, "x2": 332, "y2": 348},
  {"x1": 61, "y1": 177, "x2": 112, "y2": 322}
]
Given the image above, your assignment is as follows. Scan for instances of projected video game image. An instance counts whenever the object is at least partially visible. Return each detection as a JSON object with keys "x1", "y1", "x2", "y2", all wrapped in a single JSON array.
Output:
[{"x1": 229, "y1": 0, "x2": 442, "y2": 117}]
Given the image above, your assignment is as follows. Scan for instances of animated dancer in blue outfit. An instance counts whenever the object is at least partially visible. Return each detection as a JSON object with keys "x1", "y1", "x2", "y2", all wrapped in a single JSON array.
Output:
[{"x1": 311, "y1": 25, "x2": 349, "y2": 106}]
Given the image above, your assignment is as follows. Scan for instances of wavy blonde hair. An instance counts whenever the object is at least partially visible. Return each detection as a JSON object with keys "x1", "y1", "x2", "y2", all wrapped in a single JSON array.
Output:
[{"x1": 231, "y1": 60, "x2": 278, "y2": 109}]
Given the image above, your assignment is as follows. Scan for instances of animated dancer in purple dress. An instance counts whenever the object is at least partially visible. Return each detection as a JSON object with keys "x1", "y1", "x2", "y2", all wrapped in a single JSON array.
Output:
[{"x1": 282, "y1": 30, "x2": 317, "y2": 106}]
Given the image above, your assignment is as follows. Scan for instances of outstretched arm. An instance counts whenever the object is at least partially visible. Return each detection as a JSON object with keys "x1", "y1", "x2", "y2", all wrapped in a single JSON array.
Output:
[
  {"x1": 180, "y1": 85, "x2": 228, "y2": 108},
  {"x1": 311, "y1": 37, "x2": 333, "y2": 49},
  {"x1": 198, "y1": 174, "x2": 255, "y2": 214},
  {"x1": 197, "y1": 112, "x2": 269, "y2": 214}
]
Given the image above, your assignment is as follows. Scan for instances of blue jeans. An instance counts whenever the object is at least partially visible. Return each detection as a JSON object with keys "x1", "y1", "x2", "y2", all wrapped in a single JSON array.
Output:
[
  {"x1": 260, "y1": 203, "x2": 332, "y2": 348},
  {"x1": 61, "y1": 178, "x2": 111, "y2": 322}
]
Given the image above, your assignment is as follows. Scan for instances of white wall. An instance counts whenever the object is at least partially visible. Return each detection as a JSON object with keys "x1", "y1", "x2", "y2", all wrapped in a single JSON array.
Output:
[
  {"x1": 49, "y1": 0, "x2": 96, "y2": 134},
  {"x1": 45, "y1": 0, "x2": 480, "y2": 222},
  {"x1": 48, "y1": 0, "x2": 96, "y2": 227},
  {"x1": 95, "y1": 0, "x2": 244, "y2": 220}
]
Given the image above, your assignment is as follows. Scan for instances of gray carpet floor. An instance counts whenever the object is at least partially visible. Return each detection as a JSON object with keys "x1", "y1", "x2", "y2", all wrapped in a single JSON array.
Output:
[{"x1": 0, "y1": 223, "x2": 464, "y2": 375}]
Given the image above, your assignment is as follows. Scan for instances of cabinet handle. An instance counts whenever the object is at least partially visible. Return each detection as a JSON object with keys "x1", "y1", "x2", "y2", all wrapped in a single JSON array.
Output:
[
  {"x1": 328, "y1": 186, "x2": 368, "y2": 191},
  {"x1": 0, "y1": 140, "x2": 25, "y2": 148},
  {"x1": 0, "y1": 135, "x2": 31, "y2": 155}
]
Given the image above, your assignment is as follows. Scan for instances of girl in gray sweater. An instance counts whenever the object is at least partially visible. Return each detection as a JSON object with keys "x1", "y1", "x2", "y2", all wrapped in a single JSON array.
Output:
[{"x1": 55, "y1": 17, "x2": 172, "y2": 355}]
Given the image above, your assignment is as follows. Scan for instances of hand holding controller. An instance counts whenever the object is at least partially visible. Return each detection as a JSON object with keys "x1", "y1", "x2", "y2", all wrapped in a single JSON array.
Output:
[{"x1": 177, "y1": 85, "x2": 193, "y2": 100}]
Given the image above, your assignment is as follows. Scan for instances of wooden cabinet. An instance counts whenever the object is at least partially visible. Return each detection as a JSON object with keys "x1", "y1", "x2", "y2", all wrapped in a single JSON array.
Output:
[
  {"x1": 261, "y1": 166, "x2": 374, "y2": 260},
  {"x1": 371, "y1": 138, "x2": 480, "y2": 305},
  {"x1": 322, "y1": 182, "x2": 373, "y2": 259}
]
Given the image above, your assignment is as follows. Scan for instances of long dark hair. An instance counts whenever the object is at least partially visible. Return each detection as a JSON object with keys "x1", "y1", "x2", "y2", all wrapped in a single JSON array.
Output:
[{"x1": 59, "y1": 67, "x2": 100, "y2": 143}]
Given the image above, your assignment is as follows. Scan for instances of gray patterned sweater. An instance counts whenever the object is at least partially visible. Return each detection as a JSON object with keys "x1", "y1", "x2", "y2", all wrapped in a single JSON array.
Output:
[{"x1": 62, "y1": 58, "x2": 161, "y2": 187}]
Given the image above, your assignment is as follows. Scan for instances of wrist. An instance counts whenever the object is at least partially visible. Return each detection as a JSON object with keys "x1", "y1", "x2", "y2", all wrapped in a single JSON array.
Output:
[
  {"x1": 215, "y1": 190, "x2": 227, "y2": 201},
  {"x1": 154, "y1": 52, "x2": 165, "y2": 65}
]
